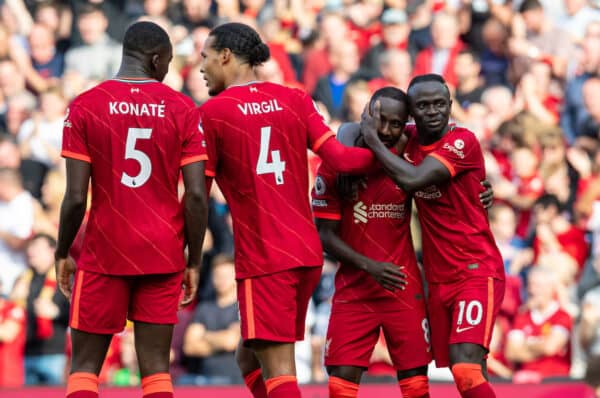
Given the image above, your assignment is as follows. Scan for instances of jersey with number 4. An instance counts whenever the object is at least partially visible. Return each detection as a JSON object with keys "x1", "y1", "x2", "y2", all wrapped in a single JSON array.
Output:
[
  {"x1": 196, "y1": 81, "x2": 335, "y2": 279},
  {"x1": 61, "y1": 78, "x2": 207, "y2": 275}
]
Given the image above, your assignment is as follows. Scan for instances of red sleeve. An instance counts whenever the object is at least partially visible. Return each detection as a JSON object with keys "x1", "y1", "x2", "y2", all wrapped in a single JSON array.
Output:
[
  {"x1": 557, "y1": 227, "x2": 589, "y2": 270},
  {"x1": 311, "y1": 163, "x2": 341, "y2": 220},
  {"x1": 317, "y1": 138, "x2": 378, "y2": 174},
  {"x1": 181, "y1": 107, "x2": 208, "y2": 167},
  {"x1": 428, "y1": 129, "x2": 481, "y2": 177},
  {"x1": 61, "y1": 102, "x2": 91, "y2": 163},
  {"x1": 197, "y1": 105, "x2": 218, "y2": 177}
]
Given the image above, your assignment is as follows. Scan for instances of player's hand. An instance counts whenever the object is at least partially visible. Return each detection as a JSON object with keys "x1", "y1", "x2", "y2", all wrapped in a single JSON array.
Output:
[
  {"x1": 180, "y1": 266, "x2": 199, "y2": 309},
  {"x1": 365, "y1": 260, "x2": 407, "y2": 292},
  {"x1": 360, "y1": 102, "x2": 381, "y2": 148},
  {"x1": 55, "y1": 257, "x2": 76, "y2": 299},
  {"x1": 480, "y1": 180, "x2": 494, "y2": 210}
]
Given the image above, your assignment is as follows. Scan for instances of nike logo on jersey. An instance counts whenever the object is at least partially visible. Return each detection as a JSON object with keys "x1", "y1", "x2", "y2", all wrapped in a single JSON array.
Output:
[{"x1": 455, "y1": 325, "x2": 475, "y2": 333}]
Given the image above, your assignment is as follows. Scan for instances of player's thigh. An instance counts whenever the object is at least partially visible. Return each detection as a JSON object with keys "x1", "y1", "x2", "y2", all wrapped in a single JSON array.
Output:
[
  {"x1": 237, "y1": 267, "x2": 318, "y2": 344},
  {"x1": 128, "y1": 272, "x2": 184, "y2": 325},
  {"x1": 382, "y1": 305, "x2": 432, "y2": 371},
  {"x1": 427, "y1": 282, "x2": 452, "y2": 368},
  {"x1": 448, "y1": 277, "x2": 505, "y2": 357},
  {"x1": 70, "y1": 269, "x2": 130, "y2": 334},
  {"x1": 324, "y1": 304, "x2": 381, "y2": 369},
  {"x1": 295, "y1": 266, "x2": 322, "y2": 339}
]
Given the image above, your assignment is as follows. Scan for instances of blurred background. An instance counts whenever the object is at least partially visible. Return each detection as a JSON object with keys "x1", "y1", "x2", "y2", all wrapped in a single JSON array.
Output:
[{"x1": 1, "y1": 0, "x2": 600, "y2": 394}]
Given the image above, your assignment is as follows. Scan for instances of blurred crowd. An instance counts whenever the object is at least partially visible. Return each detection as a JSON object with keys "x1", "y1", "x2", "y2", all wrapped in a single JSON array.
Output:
[{"x1": 1, "y1": 0, "x2": 600, "y2": 390}]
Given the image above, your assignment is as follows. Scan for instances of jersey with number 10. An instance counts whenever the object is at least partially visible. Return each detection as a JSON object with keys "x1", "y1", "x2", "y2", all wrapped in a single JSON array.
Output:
[
  {"x1": 61, "y1": 79, "x2": 207, "y2": 276},
  {"x1": 196, "y1": 81, "x2": 335, "y2": 279}
]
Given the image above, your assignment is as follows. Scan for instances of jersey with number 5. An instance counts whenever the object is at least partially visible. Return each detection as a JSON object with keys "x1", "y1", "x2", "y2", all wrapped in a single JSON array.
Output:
[
  {"x1": 61, "y1": 78, "x2": 207, "y2": 275},
  {"x1": 195, "y1": 81, "x2": 334, "y2": 279}
]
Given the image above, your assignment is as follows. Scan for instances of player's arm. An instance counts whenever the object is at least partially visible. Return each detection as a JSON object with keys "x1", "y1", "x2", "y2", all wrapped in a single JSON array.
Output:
[
  {"x1": 181, "y1": 161, "x2": 209, "y2": 306},
  {"x1": 360, "y1": 103, "x2": 450, "y2": 192},
  {"x1": 55, "y1": 158, "x2": 90, "y2": 297},
  {"x1": 316, "y1": 218, "x2": 407, "y2": 292},
  {"x1": 528, "y1": 326, "x2": 570, "y2": 357}
]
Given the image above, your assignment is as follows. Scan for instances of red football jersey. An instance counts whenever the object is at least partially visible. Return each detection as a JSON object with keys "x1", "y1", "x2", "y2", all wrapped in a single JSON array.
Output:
[
  {"x1": 196, "y1": 81, "x2": 335, "y2": 278},
  {"x1": 0, "y1": 300, "x2": 25, "y2": 387},
  {"x1": 62, "y1": 78, "x2": 207, "y2": 275},
  {"x1": 404, "y1": 125, "x2": 504, "y2": 283},
  {"x1": 509, "y1": 303, "x2": 572, "y2": 377},
  {"x1": 311, "y1": 160, "x2": 424, "y2": 311}
]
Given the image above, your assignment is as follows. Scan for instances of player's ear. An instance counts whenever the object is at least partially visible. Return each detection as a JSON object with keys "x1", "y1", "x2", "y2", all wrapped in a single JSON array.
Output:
[
  {"x1": 220, "y1": 48, "x2": 233, "y2": 65},
  {"x1": 150, "y1": 53, "x2": 160, "y2": 70}
]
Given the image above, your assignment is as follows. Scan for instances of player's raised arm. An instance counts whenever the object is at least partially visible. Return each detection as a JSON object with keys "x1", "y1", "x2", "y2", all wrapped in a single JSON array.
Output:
[
  {"x1": 361, "y1": 101, "x2": 451, "y2": 192},
  {"x1": 55, "y1": 158, "x2": 90, "y2": 297}
]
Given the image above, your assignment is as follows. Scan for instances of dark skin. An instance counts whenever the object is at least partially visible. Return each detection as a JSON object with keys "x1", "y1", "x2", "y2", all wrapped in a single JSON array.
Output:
[
  {"x1": 55, "y1": 33, "x2": 209, "y2": 378},
  {"x1": 317, "y1": 96, "x2": 428, "y2": 384},
  {"x1": 360, "y1": 80, "x2": 490, "y2": 374}
]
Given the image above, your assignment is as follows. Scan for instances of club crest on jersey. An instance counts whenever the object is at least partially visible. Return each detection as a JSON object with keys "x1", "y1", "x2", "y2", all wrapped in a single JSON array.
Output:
[
  {"x1": 314, "y1": 176, "x2": 326, "y2": 195},
  {"x1": 454, "y1": 139, "x2": 465, "y2": 150}
]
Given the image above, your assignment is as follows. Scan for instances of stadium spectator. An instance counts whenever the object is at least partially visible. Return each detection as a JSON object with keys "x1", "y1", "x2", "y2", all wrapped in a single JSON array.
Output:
[
  {"x1": 0, "y1": 279, "x2": 26, "y2": 388},
  {"x1": 361, "y1": 9, "x2": 410, "y2": 78},
  {"x1": 413, "y1": 11, "x2": 465, "y2": 87},
  {"x1": 302, "y1": 11, "x2": 348, "y2": 95},
  {"x1": 367, "y1": 49, "x2": 412, "y2": 93},
  {"x1": 15, "y1": 234, "x2": 69, "y2": 385},
  {"x1": 509, "y1": 0, "x2": 575, "y2": 80},
  {"x1": 580, "y1": 77, "x2": 600, "y2": 144},
  {"x1": 453, "y1": 50, "x2": 486, "y2": 110},
  {"x1": 560, "y1": 0, "x2": 600, "y2": 43},
  {"x1": 580, "y1": 281, "x2": 600, "y2": 358},
  {"x1": 0, "y1": 167, "x2": 34, "y2": 296},
  {"x1": 489, "y1": 204, "x2": 528, "y2": 275},
  {"x1": 480, "y1": 18, "x2": 511, "y2": 87},
  {"x1": 313, "y1": 38, "x2": 362, "y2": 121},
  {"x1": 182, "y1": 255, "x2": 241, "y2": 385},
  {"x1": 505, "y1": 266, "x2": 573, "y2": 381},
  {"x1": 341, "y1": 80, "x2": 372, "y2": 123},
  {"x1": 561, "y1": 21, "x2": 600, "y2": 145},
  {"x1": 17, "y1": 86, "x2": 66, "y2": 199},
  {"x1": 0, "y1": 136, "x2": 21, "y2": 169},
  {"x1": 64, "y1": 4, "x2": 121, "y2": 81},
  {"x1": 27, "y1": 23, "x2": 64, "y2": 86}
]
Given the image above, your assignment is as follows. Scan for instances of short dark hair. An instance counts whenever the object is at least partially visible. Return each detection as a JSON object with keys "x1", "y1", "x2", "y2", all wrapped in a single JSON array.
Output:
[
  {"x1": 534, "y1": 193, "x2": 562, "y2": 212},
  {"x1": 407, "y1": 73, "x2": 450, "y2": 97},
  {"x1": 123, "y1": 21, "x2": 171, "y2": 55},
  {"x1": 78, "y1": 3, "x2": 104, "y2": 17},
  {"x1": 458, "y1": 49, "x2": 480, "y2": 64},
  {"x1": 371, "y1": 86, "x2": 408, "y2": 107},
  {"x1": 519, "y1": 0, "x2": 542, "y2": 13},
  {"x1": 209, "y1": 23, "x2": 270, "y2": 67},
  {"x1": 29, "y1": 233, "x2": 57, "y2": 248}
]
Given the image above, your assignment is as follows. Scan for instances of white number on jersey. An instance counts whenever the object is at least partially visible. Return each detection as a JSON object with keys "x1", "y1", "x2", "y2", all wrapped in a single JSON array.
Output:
[
  {"x1": 121, "y1": 127, "x2": 152, "y2": 188},
  {"x1": 256, "y1": 126, "x2": 286, "y2": 185},
  {"x1": 457, "y1": 300, "x2": 484, "y2": 326}
]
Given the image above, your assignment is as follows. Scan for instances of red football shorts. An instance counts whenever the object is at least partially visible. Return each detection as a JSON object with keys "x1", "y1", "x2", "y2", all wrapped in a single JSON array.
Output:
[
  {"x1": 69, "y1": 269, "x2": 184, "y2": 334},
  {"x1": 325, "y1": 300, "x2": 432, "y2": 371},
  {"x1": 428, "y1": 276, "x2": 505, "y2": 368},
  {"x1": 237, "y1": 266, "x2": 321, "y2": 343}
]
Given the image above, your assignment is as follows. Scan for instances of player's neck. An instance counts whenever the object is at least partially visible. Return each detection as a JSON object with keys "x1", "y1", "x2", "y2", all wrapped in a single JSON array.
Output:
[
  {"x1": 417, "y1": 124, "x2": 451, "y2": 146},
  {"x1": 115, "y1": 61, "x2": 155, "y2": 81},
  {"x1": 227, "y1": 66, "x2": 259, "y2": 90}
]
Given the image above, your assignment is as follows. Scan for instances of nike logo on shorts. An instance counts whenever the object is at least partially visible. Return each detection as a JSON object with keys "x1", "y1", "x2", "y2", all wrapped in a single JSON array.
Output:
[{"x1": 455, "y1": 325, "x2": 475, "y2": 333}]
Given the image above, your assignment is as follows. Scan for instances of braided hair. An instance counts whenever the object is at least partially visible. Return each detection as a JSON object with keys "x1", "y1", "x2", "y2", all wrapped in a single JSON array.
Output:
[{"x1": 209, "y1": 23, "x2": 270, "y2": 67}]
